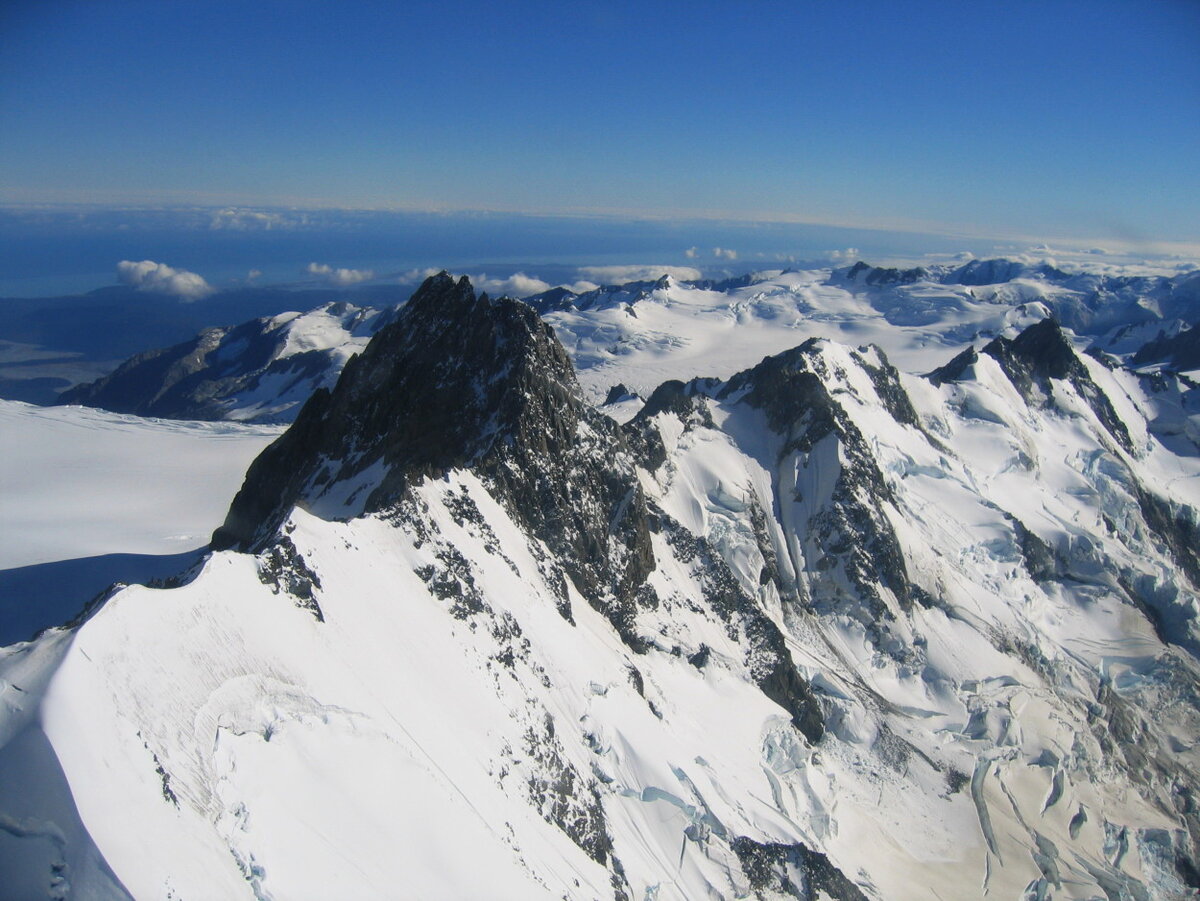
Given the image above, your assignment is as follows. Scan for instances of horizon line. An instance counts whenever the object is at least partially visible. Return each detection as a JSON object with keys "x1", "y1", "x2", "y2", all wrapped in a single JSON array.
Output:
[{"x1": 2, "y1": 199, "x2": 1199, "y2": 262}]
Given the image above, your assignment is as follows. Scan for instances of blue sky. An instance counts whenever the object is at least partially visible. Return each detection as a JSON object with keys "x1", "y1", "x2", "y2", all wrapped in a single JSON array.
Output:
[{"x1": 2, "y1": 0, "x2": 1198, "y2": 251}]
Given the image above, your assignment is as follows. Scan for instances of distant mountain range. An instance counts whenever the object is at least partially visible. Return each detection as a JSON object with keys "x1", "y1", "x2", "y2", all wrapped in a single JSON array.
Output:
[
  {"x1": 58, "y1": 301, "x2": 394, "y2": 422},
  {"x1": 2, "y1": 264, "x2": 1199, "y2": 898},
  {"x1": 2, "y1": 263, "x2": 1200, "y2": 897},
  {"x1": 53, "y1": 259, "x2": 1200, "y2": 427},
  {"x1": 0, "y1": 283, "x2": 413, "y2": 405}
]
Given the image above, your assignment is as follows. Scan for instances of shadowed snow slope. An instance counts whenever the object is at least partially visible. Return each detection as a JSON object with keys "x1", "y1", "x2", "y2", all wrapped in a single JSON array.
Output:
[{"x1": 4, "y1": 273, "x2": 1200, "y2": 899}]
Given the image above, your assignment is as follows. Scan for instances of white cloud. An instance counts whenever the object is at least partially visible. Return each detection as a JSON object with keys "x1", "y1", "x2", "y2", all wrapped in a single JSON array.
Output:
[
  {"x1": 397, "y1": 267, "x2": 447, "y2": 284},
  {"x1": 750, "y1": 269, "x2": 786, "y2": 281},
  {"x1": 826, "y1": 248, "x2": 861, "y2": 262},
  {"x1": 247, "y1": 269, "x2": 263, "y2": 281},
  {"x1": 209, "y1": 207, "x2": 305, "y2": 230},
  {"x1": 684, "y1": 246, "x2": 699, "y2": 259},
  {"x1": 306, "y1": 262, "x2": 375, "y2": 286},
  {"x1": 474, "y1": 272, "x2": 552, "y2": 298},
  {"x1": 713, "y1": 247, "x2": 738, "y2": 261},
  {"x1": 471, "y1": 273, "x2": 603, "y2": 298},
  {"x1": 393, "y1": 268, "x2": 597, "y2": 299},
  {"x1": 576, "y1": 265, "x2": 703, "y2": 285},
  {"x1": 1005, "y1": 244, "x2": 1200, "y2": 278},
  {"x1": 117, "y1": 260, "x2": 214, "y2": 301}
]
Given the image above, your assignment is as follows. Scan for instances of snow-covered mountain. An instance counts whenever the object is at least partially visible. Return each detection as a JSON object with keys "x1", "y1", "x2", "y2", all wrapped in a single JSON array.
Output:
[
  {"x1": 55, "y1": 260, "x2": 1200, "y2": 425},
  {"x1": 544, "y1": 262, "x2": 1196, "y2": 388},
  {"x1": 5, "y1": 271, "x2": 1200, "y2": 899},
  {"x1": 57, "y1": 302, "x2": 391, "y2": 423}
]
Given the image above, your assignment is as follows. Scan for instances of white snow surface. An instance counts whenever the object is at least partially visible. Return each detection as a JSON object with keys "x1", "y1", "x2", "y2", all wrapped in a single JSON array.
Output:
[
  {"x1": 214, "y1": 302, "x2": 380, "y2": 423},
  {"x1": 542, "y1": 270, "x2": 1065, "y2": 405},
  {"x1": 0, "y1": 401, "x2": 281, "y2": 571},
  {"x1": 3, "y1": 265, "x2": 1200, "y2": 899},
  {"x1": 0, "y1": 400, "x2": 281, "y2": 647}
]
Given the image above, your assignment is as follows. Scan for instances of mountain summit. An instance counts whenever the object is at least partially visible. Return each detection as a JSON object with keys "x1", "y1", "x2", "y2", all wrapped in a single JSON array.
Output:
[
  {"x1": 3, "y1": 273, "x2": 1200, "y2": 899},
  {"x1": 214, "y1": 272, "x2": 586, "y2": 547}
]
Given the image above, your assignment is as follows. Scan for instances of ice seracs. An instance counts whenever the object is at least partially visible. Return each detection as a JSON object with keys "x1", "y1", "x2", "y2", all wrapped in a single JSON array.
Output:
[{"x1": 3, "y1": 270, "x2": 1200, "y2": 899}]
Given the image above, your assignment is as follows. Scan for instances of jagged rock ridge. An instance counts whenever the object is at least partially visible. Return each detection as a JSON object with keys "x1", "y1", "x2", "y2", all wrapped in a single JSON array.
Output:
[{"x1": 5, "y1": 273, "x2": 1200, "y2": 899}]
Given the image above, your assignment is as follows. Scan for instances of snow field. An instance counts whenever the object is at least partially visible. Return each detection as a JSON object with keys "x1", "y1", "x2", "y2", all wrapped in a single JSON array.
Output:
[{"x1": 0, "y1": 401, "x2": 282, "y2": 570}]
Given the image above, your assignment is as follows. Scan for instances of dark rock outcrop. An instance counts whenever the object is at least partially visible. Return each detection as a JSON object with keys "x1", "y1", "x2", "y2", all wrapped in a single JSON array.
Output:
[
  {"x1": 1133, "y1": 324, "x2": 1200, "y2": 372},
  {"x1": 926, "y1": 346, "x2": 979, "y2": 386},
  {"x1": 213, "y1": 273, "x2": 656, "y2": 646},
  {"x1": 719, "y1": 341, "x2": 930, "y2": 639},
  {"x1": 732, "y1": 836, "x2": 869, "y2": 900},
  {"x1": 983, "y1": 318, "x2": 1135, "y2": 453},
  {"x1": 840, "y1": 261, "x2": 928, "y2": 286}
]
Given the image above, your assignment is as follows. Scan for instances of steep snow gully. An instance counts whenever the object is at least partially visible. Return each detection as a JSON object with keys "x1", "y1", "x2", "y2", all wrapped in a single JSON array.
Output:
[{"x1": 4, "y1": 271, "x2": 1200, "y2": 899}]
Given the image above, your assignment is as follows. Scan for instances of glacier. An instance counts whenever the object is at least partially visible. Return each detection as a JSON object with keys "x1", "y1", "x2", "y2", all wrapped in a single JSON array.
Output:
[{"x1": 2, "y1": 268, "x2": 1200, "y2": 899}]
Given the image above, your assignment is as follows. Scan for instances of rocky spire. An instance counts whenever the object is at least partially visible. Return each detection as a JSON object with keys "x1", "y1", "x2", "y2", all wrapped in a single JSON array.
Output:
[{"x1": 212, "y1": 272, "x2": 656, "y2": 644}]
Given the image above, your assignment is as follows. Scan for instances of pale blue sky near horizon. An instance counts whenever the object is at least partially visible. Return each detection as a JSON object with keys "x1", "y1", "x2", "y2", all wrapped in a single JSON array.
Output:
[{"x1": 2, "y1": 0, "x2": 1198, "y2": 255}]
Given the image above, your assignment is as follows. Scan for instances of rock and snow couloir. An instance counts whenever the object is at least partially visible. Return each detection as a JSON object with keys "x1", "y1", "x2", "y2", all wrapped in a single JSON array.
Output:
[{"x1": 4, "y1": 272, "x2": 1200, "y2": 899}]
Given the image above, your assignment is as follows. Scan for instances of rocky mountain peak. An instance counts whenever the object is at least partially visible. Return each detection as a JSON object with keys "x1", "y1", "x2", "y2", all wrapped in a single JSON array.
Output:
[
  {"x1": 213, "y1": 273, "x2": 584, "y2": 551},
  {"x1": 926, "y1": 345, "x2": 979, "y2": 386},
  {"x1": 839, "y1": 261, "x2": 928, "y2": 286},
  {"x1": 983, "y1": 317, "x2": 1135, "y2": 453},
  {"x1": 987, "y1": 316, "x2": 1077, "y2": 380},
  {"x1": 212, "y1": 273, "x2": 658, "y2": 651}
]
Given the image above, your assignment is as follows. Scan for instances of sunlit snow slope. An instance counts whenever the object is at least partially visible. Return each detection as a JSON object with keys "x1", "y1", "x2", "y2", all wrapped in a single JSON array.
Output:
[
  {"x1": 3, "y1": 272, "x2": 1200, "y2": 900},
  {"x1": 58, "y1": 302, "x2": 387, "y2": 423},
  {"x1": 58, "y1": 259, "x2": 1200, "y2": 426}
]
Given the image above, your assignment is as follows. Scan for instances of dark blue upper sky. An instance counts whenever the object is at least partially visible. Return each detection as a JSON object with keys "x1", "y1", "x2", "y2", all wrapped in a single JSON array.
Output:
[{"x1": 2, "y1": 0, "x2": 1198, "y2": 252}]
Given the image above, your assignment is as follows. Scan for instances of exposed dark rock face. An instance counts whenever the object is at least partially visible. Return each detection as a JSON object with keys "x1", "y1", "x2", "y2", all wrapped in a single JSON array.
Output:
[
  {"x1": 718, "y1": 341, "x2": 930, "y2": 642},
  {"x1": 213, "y1": 272, "x2": 828, "y2": 749},
  {"x1": 637, "y1": 379, "x2": 713, "y2": 426},
  {"x1": 624, "y1": 339, "x2": 937, "y2": 664},
  {"x1": 731, "y1": 836, "x2": 869, "y2": 900},
  {"x1": 525, "y1": 279, "x2": 668, "y2": 315},
  {"x1": 840, "y1": 261, "x2": 928, "y2": 286},
  {"x1": 983, "y1": 318, "x2": 1135, "y2": 453},
  {"x1": 928, "y1": 320, "x2": 1200, "y2": 653},
  {"x1": 1135, "y1": 487, "x2": 1200, "y2": 595},
  {"x1": 59, "y1": 327, "x2": 233, "y2": 417},
  {"x1": 1009, "y1": 514, "x2": 1062, "y2": 584},
  {"x1": 214, "y1": 273, "x2": 656, "y2": 646},
  {"x1": 926, "y1": 345, "x2": 979, "y2": 386},
  {"x1": 1133, "y1": 324, "x2": 1200, "y2": 372},
  {"x1": 657, "y1": 512, "x2": 824, "y2": 743},
  {"x1": 602, "y1": 383, "x2": 639, "y2": 406},
  {"x1": 255, "y1": 534, "x2": 324, "y2": 621},
  {"x1": 855, "y1": 346, "x2": 923, "y2": 430}
]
